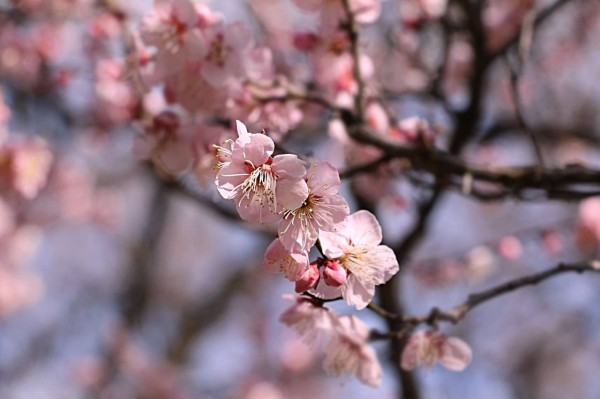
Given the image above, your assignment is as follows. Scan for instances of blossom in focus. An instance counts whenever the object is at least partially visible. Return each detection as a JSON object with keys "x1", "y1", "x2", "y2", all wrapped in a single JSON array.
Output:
[
  {"x1": 317, "y1": 210, "x2": 399, "y2": 309},
  {"x1": 278, "y1": 161, "x2": 349, "y2": 252},
  {"x1": 401, "y1": 330, "x2": 472, "y2": 371},
  {"x1": 294, "y1": 261, "x2": 321, "y2": 293},
  {"x1": 215, "y1": 121, "x2": 307, "y2": 224},
  {"x1": 323, "y1": 314, "x2": 382, "y2": 387}
]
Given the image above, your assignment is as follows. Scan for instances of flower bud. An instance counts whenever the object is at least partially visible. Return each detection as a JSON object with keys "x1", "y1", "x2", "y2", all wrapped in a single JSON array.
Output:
[
  {"x1": 295, "y1": 262, "x2": 320, "y2": 293},
  {"x1": 323, "y1": 260, "x2": 347, "y2": 287}
]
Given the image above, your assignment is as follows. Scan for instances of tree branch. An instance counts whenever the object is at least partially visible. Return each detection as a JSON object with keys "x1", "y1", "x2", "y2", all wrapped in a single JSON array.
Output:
[{"x1": 371, "y1": 261, "x2": 600, "y2": 336}]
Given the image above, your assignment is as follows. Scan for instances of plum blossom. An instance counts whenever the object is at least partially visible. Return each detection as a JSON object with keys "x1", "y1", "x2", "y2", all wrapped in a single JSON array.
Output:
[
  {"x1": 280, "y1": 297, "x2": 383, "y2": 387},
  {"x1": 262, "y1": 238, "x2": 309, "y2": 282},
  {"x1": 0, "y1": 137, "x2": 53, "y2": 200},
  {"x1": 316, "y1": 210, "x2": 399, "y2": 309},
  {"x1": 201, "y1": 22, "x2": 251, "y2": 87},
  {"x1": 278, "y1": 162, "x2": 349, "y2": 252},
  {"x1": 294, "y1": 262, "x2": 321, "y2": 293},
  {"x1": 132, "y1": 110, "x2": 194, "y2": 174},
  {"x1": 323, "y1": 314, "x2": 382, "y2": 387},
  {"x1": 280, "y1": 296, "x2": 336, "y2": 347},
  {"x1": 576, "y1": 197, "x2": 600, "y2": 252},
  {"x1": 292, "y1": 0, "x2": 381, "y2": 24},
  {"x1": 401, "y1": 330, "x2": 472, "y2": 372},
  {"x1": 216, "y1": 121, "x2": 307, "y2": 224},
  {"x1": 140, "y1": 0, "x2": 206, "y2": 72}
]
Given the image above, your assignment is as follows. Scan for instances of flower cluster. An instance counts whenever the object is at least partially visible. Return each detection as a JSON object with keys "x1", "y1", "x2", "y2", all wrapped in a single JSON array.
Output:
[
  {"x1": 280, "y1": 296, "x2": 382, "y2": 387},
  {"x1": 212, "y1": 121, "x2": 406, "y2": 386},
  {"x1": 215, "y1": 121, "x2": 400, "y2": 311}
]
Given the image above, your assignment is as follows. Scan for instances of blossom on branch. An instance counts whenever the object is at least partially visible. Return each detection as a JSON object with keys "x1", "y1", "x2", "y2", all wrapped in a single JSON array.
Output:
[
  {"x1": 215, "y1": 121, "x2": 307, "y2": 224},
  {"x1": 280, "y1": 296, "x2": 383, "y2": 387},
  {"x1": 316, "y1": 210, "x2": 399, "y2": 309},
  {"x1": 278, "y1": 161, "x2": 349, "y2": 253},
  {"x1": 401, "y1": 330, "x2": 472, "y2": 372},
  {"x1": 323, "y1": 314, "x2": 382, "y2": 387}
]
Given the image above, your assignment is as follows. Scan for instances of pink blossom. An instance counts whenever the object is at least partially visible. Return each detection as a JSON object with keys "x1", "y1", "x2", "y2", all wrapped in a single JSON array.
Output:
[
  {"x1": 419, "y1": 0, "x2": 448, "y2": 19},
  {"x1": 322, "y1": 259, "x2": 347, "y2": 287},
  {"x1": 392, "y1": 116, "x2": 437, "y2": 145},
  {"x1": 292, "y1": 0, "x2": 381, "y2": 24},
  {"x1": 497, "y1": 235, "x2": 523, "y2": 261},
  {"x1": 0, "y1": 137, "x2": 53, "y2": 200},
  {"x1": 322, "y1": 315, "x2": 382, "y2": 387},
  {"x1": 132, "y1": 110, "x2": 194, "y2": 174},
  {"x1": 0, "y1": 267, "x2": 43, "y2": 317},
  {"x1": 317, "y1": 210, "x2": 399, "y2": 309},
  {"x1": 216, "y1": 121, "x2": 307, "y2": 224},
  {"x1": 401, "y1": 330, "x2": 472, "y2": 372},
  {"x1": 164, "y1": 62, "x2": 226, "y2": 112},
  {"x1": 280, "y1": 296, "x2": 336, "y2": 347},
  {"x1": 262, "y1": 238, "x2": 309, "y2": 282},
  {"x1": 280, "y1": 297, "x2": 382, "y2": 387},
  {"x1": 140, "y1": 0, "x2": 206, "y2": 72},
  {"x1": 201, "y1": 22, "x2": 251, "y2": 87},
  {"x1": 278, "y1": 161, "x2": 349, "y2": 252},
  {"x1": 295, "y1": 262, "x2": 321, "y2": 293}
]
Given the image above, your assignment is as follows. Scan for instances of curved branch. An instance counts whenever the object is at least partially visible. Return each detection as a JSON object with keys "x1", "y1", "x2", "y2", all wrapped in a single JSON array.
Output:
[{"x1": 370, "y1": 261, "x2": 600, "y2": 338}]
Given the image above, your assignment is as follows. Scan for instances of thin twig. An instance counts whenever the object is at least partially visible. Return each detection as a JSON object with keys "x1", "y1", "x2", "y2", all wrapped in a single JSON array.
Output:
[{"x1": 372, "y1": 261, "x2": 600, "y2": 332}]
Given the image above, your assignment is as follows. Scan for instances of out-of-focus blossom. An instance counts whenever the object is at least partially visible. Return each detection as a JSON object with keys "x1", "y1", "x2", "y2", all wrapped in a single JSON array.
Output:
[
  {"x1": 280, "y1": 296, "x2": 336, "y2": 347},
  {"x1": 94, "y1": 59, "x2": 138, "y2": 126},
  {"x1": 317, "y1": 210, "x2": 399, "y2": 309},
  {"x1": 543, "y1": 230, "x2": 564, "y2": 256},
  {"x1": 140, "y1": 0, "x2": 206, "y2": 73},
  {"x1": 0, "y1": 137, "x2": 53, "y2": 200},
  {"x1": 392, "y1": 116, "x2": 437, "y2": 145},
  {"x1": 164, "y1": 62, "x2": 226, "y2": 112},
  {"x1": 201, "y1": 22, "x2": 252, "y2": 87},
  {"x1": 576, "y1": 197, "x2": 600, "y2": 253},
  {"x1": 0, "y1": 23, "x2": 60, "y2": 89},
  {"x1": 133, "y1": 110, "x2": 194, "y2": 174},
  {"x1": 401, "y1": 330, "x2": 472, "y2": 371},
  {"x1": 322, "y1": 314, "x2": 382, "y2": 387},
  {"x1": 0, "y1": 267, "x2": 43, "y2": 317},
  {"x1": 292, "y1": 0, "x2": 381, "y2": 25},
  {"x1": 280, "y1": 297, "x2": 383, "y2": 387},
  {"x1": 497, "y1": 235, "x2": 523, "y2": 261},
  {"x1": 419, "y1": 0, "x2": 448, "y2": 19},
  {"x1": 465, "y1": 245, "x2": 496, "y2": 283}
]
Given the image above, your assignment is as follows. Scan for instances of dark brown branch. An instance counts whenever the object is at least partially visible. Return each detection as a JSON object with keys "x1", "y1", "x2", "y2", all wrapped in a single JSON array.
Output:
[
  {"x1": 371, "y1": 261, "x2": 600, "y2": 335},
  {"x1": 342, "y1": 123, "x2": 600, "y2": 201},
  {"x1": 166, "y1": 269, "x2": 249, "y2": 364},
  {"x1": 247, "y1": 82, "x2": 342, "y2": 112},
  {"x1": 120, "y1": 179, "x2": 170, "y2": 326}
]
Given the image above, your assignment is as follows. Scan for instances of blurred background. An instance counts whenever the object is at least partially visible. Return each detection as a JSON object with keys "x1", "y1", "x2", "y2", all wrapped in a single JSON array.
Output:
[{"x1": 1, "y1": 0, "x2": 600, "y2": 398}]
